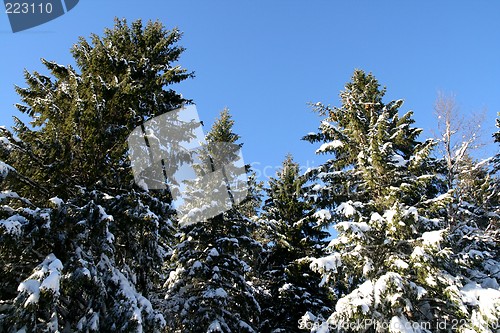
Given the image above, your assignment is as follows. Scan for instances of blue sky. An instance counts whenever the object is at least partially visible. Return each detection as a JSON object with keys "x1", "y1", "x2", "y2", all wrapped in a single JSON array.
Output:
[{"x1": 1, "y1": 1, "x2": 500, "y2": 182}]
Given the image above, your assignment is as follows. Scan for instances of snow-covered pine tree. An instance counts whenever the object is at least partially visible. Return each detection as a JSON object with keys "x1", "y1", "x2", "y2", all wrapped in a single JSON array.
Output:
[
  {"x1": 443, "y1": 114, "x2": 500, "y2": 332},
  {"x1": 0, "y1": 19, "x2": 192, "y2": 332},
  {"x1": 429, "y1": 102, "x2": 500, "y2": 332},
  {"x1": 449, "y1": 155, "x2": 499, "y2": 229},
  {"x1": 258, "y1": 154, "x2": 332, "y2": 333},
  {"x1": 302, "y1": 70, "x2": 500, "y2": 332},
  {"x1": 163, "y1": 109, "x2": 261, "y2": 333},
  {"x1": 206, "y1": 108, "x2": 263, "y2": 220}
]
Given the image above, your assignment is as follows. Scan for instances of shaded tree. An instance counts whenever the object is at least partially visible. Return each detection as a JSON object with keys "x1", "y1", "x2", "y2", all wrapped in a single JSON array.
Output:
[
  {"x1": 258, "y1": 154, "x2": 332, "y2": 333},
  {"x1": 0, "y1": 19, "x2": 192, "y2": 332},
  {"x1": 163, "y1": 109, "x2": 262, "y2": 332}
]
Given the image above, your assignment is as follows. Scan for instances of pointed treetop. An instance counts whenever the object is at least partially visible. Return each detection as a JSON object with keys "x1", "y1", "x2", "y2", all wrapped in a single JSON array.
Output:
[
  {"x1": 265, "y1": 154, "x2": 313, "y2": 214},
  {"x1": 341, "y1": 69, "x2": 385, "y2": 107},
  {"x1": 206, "y1": 108, "x2": 241, "y2": 145}
]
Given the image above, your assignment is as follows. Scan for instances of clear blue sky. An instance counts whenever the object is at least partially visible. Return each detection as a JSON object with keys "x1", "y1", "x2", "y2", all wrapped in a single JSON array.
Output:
[{"x1": 2, "y1": 1, "x2": 499, "y2": 182}]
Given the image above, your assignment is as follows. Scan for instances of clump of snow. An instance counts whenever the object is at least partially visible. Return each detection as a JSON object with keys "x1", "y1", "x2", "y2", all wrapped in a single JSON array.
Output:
[
  {"x1": 316, "y1": 140, "x2": 344, "y2": 153},
  {"x1": 208, "y1": 320, "x2": 223, "y2": 332},
  {"x1": 39, "y1": 255, "x2": 63, "y2": 295},
  {"x1": 299, "y1": 311, "x2": 318, "y2": 331},
  {"x1": 321, "y1": 120, "x2": 334, "y2": 129},
  {"x1": 192, "y1": 261, "x2": 203, "y2": 270},
  {"x1": 102, "y1": 193, "x2": 114, "y2": 200},
  {"x1": 17, "y1": 279, "x2": 40, "y2": 306},
  {"x1": 373, "y1": 272, "x2": 405, "y2": 307},
  {"x1": 404, "y1": 207, "x2": 418, "y2": 220},
  {"x1": 335, "y1": 279, "x2": 373, "y2": 316},
  {"x1": 203, "y1": 288, "x2": 227, "y2": 298},
  {"x1": 425, "y1": 275, "x2": 437, "y2": 287},
  {"x1": 409, "y1": 282, "x2": 427, "y2": 300},
  {"x1": 370, "y1": 212, "x2": 384, "y2": 223},
  {"x1": 384, "y1": 209, "x2": 397, "y2": 224},
  {"x1": 335, "y1": 201, "x2": 358, "y2": 217},
  {"x1": 313, "y1": 209, "x2": 332, "y2": 222},
  {"x1": 0, "y1": 190, "x2": 21, "y2": 202},
  {"x1": 40, "y1": 272, "x2": 61, "y2": 294},
  {"x1": 238, "y1": 320, "x2": 254, "y2": 331},
  {"x1": 392, "y1": 259, "x2": 409, "y2": 270},
  {"x1": 460, "y1": 282, "x2": 500, "y2": 327},
  {"x1": 410, "y1": 246, "x2": 425, "y2": 259},
  {"x1": 279, "y1": 283, "x2": 293, "y2": 293},
  {"x1": 98, "y1": 205, "x2": 114, "y2": 221},
  {"x1": 390, "y1": 154, "x2": 408, "y2": 167},
  {"x1": 421, "y1": 230, "x2": 444, "y2": 247},
  {"x1": 328, "y1": 235, "x2": 349, "y2": 247},
  {"x1": 389, "y1": 315, "x2": 416, "y2": 333},
  {"x1": 106, "y1": 225, "x2": 115, "y2": 244},
  {"x1": 310, "y1": 253, "x2": 342, "y2": 275},
  {"x1": 363, "y1": 260, "x2": 374, "y2": 276},
  {"x1": 481, "y1": 278, "x2": 499, "y2": 290},
  {"x1": 301, "y1": 311, "x2": 317, "y2": 322},
  {"x1": 0, "y1": 215, "x2": 27, "y2": 235},
  {"x1": 330, "y1": 272, "x2": 408, "y2": 324},
  {"x1": 312, "y1": 184, "x2": 324, "y2": 191},
  {"x1": 0, "y1": 161, "x2": 14, "y2": 178},
  {"x1": 17, "y1": 254, "x2": 63, "y2": 306},
  {"x1": 422, "y1": 192, "x2": 452, "y2": 204},
  {"x1": 336, "y1": 221, "x2": 371, "y2": 235},
  {"x1": 208, "y1": 248, "x2": 219, "y2": 257},
  {"x1": 49, "y1": 197, "x2": 64, "y2": 207}
]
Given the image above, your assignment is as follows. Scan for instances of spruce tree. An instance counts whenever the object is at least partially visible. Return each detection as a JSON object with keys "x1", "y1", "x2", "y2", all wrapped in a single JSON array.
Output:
[
  {"x1": 302, "y1": 70, "x2": 500, "y2": 332},
  {"x1": 0, "y1": 19, "x2": 192, "y2": 332},
  {"x1": 258, "y1": 154, "x2": 332, "y2": 332},
  {"x1": 8, "y1": 19, "x2": 191, "y2": 202},
  {"x1": 163, "y1": 109, "x2": 261, "y2": 332}
]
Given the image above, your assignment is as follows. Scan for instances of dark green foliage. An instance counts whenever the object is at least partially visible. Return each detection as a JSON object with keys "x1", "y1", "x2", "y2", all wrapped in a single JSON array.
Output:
[
  {"x1": 163, "y1": 109, "x2": 262, "y2": 332},
  {"x1": 8, "y1": 18, "x2": 192, "y2": 203},
  {"x1": 0, "y1": 18, "x2": 191, "y2": 332},
  {"x1": 165, "y1": 212, "x2": 261, "y2": 333},
  {"x1": 303, "y1": 70, "x2": 443, "y2": 212},
  {"x1": 302, "y1": 70, "x2": 473, "y2": 330},
  {"x1": 258, "y1": 155, "x2": 332, "y2": 333},
  {"x1": 1, "y1": 16, "x2": 499, "y2": 331},
  {"x1": 206, "y1": 108, "x2": 263, "y2": 219}
]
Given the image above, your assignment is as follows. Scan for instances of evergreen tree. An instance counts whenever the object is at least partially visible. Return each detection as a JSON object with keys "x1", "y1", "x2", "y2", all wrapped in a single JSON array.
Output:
[
  {"x1": 451, "y1": 155, "x2": 499, "y2": 229},
  {"x1": 0, "y1": 19, "x2": 192, "y2": 332},
  {"x1": 258, "y1": 154, "x2": 332, "y2": 332},
  {"x1": 163, "y1": 109, "x2": 261, "y2": 332},
  {"x1": 302, "y1": 70, "x2": 500, "y2": 332},
  {"x1": 431, "y1": 109, "x2": 500, "y2": 332},
  {"x1": 8, "y1": 19, "x2": 191, "y2": 202}
]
